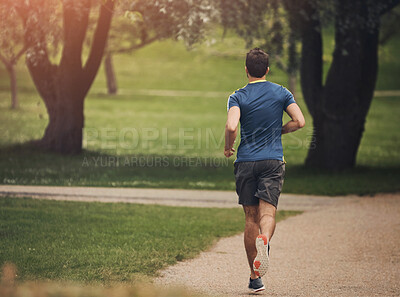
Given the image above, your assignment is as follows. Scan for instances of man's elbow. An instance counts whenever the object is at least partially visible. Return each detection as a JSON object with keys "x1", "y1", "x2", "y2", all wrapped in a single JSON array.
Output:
[
  {"x1": 297, "y1": 118, "x2": 305, "y2": 129},
  {"x1": 225, "y1": 124, "x2": 237, "y2": 133}
]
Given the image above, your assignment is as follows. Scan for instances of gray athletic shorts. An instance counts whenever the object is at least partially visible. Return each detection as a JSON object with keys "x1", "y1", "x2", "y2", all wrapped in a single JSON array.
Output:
[{"x1": 234, "y1": 159, "x2": 285, "y2": 208}]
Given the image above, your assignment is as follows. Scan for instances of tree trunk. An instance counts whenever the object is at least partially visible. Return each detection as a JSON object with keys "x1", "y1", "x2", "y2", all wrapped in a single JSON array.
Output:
[
  {"x1": 302, "y1": 0, "x2": 380, "y2": 170},
  {"x1": 104, "y1": 52, "x2": 117, "y2": 95},
  {"x1": 3, "y1": 60, "x2": 19, "y2": 109},
  {"x1": 27, "y1": 62, "x2": 86, "y2": 154},
  {"x1": 287, "y1": 21, "x2": 299, "y2": 98},
  {"x1": 40, "y1": 92, "x2": 85, "y2": 154},
  {"x1": 307, "y1": 33, "x2": 379, "y2": 170},
  {"x1": 6, "y1": 64, "x2": 18, "y2": 109}
]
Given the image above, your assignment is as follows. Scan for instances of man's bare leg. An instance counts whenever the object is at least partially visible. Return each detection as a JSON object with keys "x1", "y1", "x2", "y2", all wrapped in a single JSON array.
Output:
[
  {"x1": 259, "y1": 199, "x2": 277, "y2": 241},
  {"x1": 243, "y1": 205, "x2": 259, "y2": 279},
  {"x1": 250, "y1": 199, "x2": 276, "y2": 278}
]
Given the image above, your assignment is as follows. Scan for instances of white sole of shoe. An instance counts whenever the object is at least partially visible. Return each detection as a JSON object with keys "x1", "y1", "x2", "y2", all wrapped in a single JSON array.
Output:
[
  {"x1": 253, "y1": 234, "x2": 269, "y2": 277},
  {"x1": 250, "y1": 285, "x2": 265, "y2": 293}
]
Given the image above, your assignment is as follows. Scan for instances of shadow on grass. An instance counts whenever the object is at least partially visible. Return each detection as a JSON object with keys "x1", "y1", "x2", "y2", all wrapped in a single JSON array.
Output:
[
  {"x1": 284, "y1": 164, "x2": 400, "y2": 196},
  {"x1": 0, "y1": 143, "x2": 235, "y2": 190},
  {"x1": 0, "y1": 143, "x2": 399, "y2": 195}
]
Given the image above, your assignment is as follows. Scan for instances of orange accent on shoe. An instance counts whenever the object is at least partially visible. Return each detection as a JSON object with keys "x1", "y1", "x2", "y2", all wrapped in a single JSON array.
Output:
[
  {"x1": 254, "y1": 271, "x2": 260, "y2": 277},
  {"x1": 257, "y1": 234, "x2": 268, "y2": 245},
  {"x1": 254, "y1": 260, "x2": 261, "y2": 269}
]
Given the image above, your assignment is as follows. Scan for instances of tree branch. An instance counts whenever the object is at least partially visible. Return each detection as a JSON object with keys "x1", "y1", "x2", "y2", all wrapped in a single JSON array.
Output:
[
  {"x1": 83, "y1": 0, "x2": 115, "y2": 94},
  {"x1": 13, "y1": 0, "x2": 57, "y2": 112},
  {"x1": 297, "y1": 0, "x2": 323, "y2": 118},
  {"x1": 13, "y1": 45, "x2": 27, "y2": 64},
  {"x1": 16, "y1": 0, "x2": 55, "y2": 78},
  {"x1": 0, "y1": 52, "x2": 11, "y2": 69},
  {"x1": 60, "y1": 0, "x2": 91, "y2": 71}
]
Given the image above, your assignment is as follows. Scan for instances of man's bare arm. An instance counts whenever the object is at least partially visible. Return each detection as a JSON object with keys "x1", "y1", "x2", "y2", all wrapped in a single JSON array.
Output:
[
  {"x1": 224, "y1": 106, "x2": 240, "y2": 158},
  {"x1": 282, "y1": 103, "x2": 305, "y2": 134}
]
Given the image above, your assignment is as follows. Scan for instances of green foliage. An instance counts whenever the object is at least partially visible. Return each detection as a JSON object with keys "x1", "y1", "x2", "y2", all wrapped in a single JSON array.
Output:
[
  {"x1": 0, "y1": 197, "x2": 299, "y2": 282},
  {"x1": 219, "y1": 0, "x2": 269, "y2": 48},
  {"x1": 218, "y1": 0, "x2": 301, "y2": 91},
  {"x1": 0, "y1": 3, "x2": 25, "y2": 64},
  {"x1": 123, "y1": 0, "x2": 215, "y2": 48},
  {"x1": 12, "y1": 0, "x2": 63, "y2": 61}
]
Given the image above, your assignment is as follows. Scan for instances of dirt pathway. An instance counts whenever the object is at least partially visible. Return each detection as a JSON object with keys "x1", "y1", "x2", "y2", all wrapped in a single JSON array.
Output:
[
  {"x1": 156, "y1": 194, "x2": 400, "y2": 296},
  {"x1": 0, "y1": 185, "x2": 351, "y2": 210}
]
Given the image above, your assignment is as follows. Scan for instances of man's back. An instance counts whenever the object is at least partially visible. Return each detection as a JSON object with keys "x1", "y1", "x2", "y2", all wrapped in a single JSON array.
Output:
[{"x1": 228, "y1": 80, "x2": 295, "y2": 162}]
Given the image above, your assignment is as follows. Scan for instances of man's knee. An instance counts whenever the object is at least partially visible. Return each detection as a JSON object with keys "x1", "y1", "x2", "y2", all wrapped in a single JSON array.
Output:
[{"x1": 243, "y1": 205, "x2": 259, "y2": 223}]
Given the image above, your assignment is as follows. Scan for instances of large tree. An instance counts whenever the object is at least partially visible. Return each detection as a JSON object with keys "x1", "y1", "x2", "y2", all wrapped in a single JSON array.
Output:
[
  {"x1": 12, "y1": 0, "x2": 212, "y2": 154},
  {"x1": 294, "y1": 0, "x2": 399, "y2": 170},
  {"x1": 15, "y1": 0, "x2": 114, "y2": 154}
]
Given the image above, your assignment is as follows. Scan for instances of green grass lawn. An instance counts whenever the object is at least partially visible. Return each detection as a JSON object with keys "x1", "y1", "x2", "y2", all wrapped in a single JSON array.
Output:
[
  {"x1": 0, "y1": 30, "x2": 399, "y2": 195},
  {"x1": 0, "y1": 197, "x2": 299, "y2": 283}
]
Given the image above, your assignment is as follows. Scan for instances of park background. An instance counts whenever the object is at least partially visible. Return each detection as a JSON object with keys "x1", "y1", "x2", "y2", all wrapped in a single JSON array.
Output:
[{"x1": 0, "y1": 0, "x2": 399, "y2": 296}]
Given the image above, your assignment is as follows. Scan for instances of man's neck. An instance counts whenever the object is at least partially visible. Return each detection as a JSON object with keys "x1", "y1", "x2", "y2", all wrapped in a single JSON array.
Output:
[{"x1": 248, "y1": 75, "x2": 266, "y2": 83}]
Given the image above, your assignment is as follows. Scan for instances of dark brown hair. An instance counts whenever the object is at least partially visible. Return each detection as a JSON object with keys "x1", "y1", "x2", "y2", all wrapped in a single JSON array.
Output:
[{"x1": 246, "y1": 48, "x2": 269, "y2": 78}]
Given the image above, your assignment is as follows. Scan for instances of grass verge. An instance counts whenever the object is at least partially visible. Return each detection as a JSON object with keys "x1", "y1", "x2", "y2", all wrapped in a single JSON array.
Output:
[
  {"x1": 1, "y1": 144, "x2": 399, "y2": 195},
  {"x1": 0, "y1": 197, "x2": 300, "y2": 284}
]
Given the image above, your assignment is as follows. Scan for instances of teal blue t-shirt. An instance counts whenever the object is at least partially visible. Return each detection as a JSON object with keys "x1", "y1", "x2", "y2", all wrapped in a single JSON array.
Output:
[{"x1": 227, "y1": 80, "x2": 296, "y2": 162}]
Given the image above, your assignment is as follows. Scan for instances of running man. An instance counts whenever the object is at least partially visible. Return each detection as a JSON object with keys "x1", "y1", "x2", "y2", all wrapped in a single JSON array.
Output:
[{"x1": 224, "y1": 48, "x2": 305, "y2": 292}]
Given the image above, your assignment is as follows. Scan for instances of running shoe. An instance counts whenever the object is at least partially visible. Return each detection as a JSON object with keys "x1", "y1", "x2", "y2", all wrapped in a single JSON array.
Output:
[
  {"x1": 248, "y1": 276, "x2": 265, "y2": 292},
  {"x1": 253, "y1": 234, "x2": 270, "y2": 277}
]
